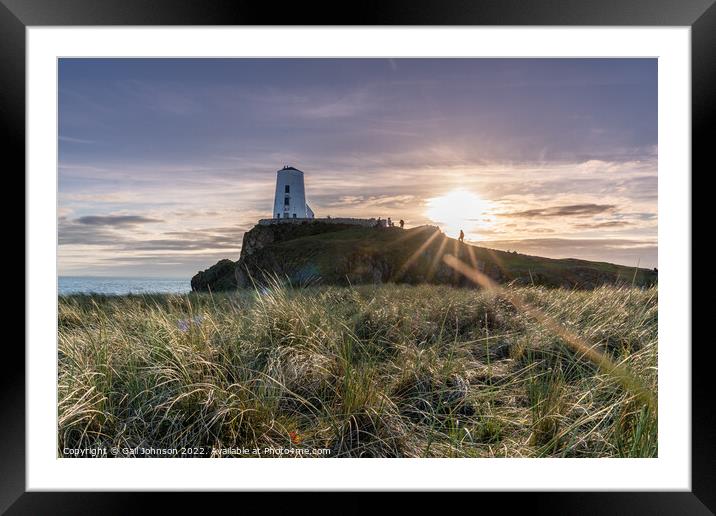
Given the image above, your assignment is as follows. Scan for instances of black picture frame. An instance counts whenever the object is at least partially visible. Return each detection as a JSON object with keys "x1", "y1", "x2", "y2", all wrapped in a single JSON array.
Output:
[{"x1": 6, "y1": 0, "x2": 712, "y2": 512}]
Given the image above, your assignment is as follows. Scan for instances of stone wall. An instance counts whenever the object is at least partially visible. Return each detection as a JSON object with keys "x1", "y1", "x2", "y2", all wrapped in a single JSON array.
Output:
[{"x1": 258, "y1": 217, "x2": 384, "y2": 228}]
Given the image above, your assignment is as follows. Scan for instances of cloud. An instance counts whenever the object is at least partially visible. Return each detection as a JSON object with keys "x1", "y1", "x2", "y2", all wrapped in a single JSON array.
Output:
[
  {"x1": 60, "y1": 217, "x2": 245, "y2": 253},
  {"x1": 328, "y1": 195, "x2": 365, "y2": 206},
  {"x1": 59, "y1": 217, "x2": 118, "y2": 246},
  {"x1": 573, "y1": 220, "x2": 632, "y2": 229},
  {"x1": 118, "y1": 238, "x2": 241, "y2": 252},
  {"x1": 297, "y1": 93, "x2": 370, "y2": 119},
  {"x1": 325, "y1": 194, "x2": 415, "y2": 209},
  {"x1": 76, "y1": 215, "x2": 163, "y2": 226},
  {"x1": 501, "y1": 204, "x2": 616, "y2": 219},
  {"x1": 59, "y1": 135, "x2": 95, "y2": 144},
  {"x1": 120, "y1": 225, "x2": 248, "y2": 252},
  {"x1": 61, "y1": 250, "x2": 239, "y2": 278}
]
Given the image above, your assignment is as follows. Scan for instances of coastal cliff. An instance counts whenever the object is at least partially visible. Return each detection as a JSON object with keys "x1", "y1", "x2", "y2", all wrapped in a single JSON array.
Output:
[{"x1": 191, "y1": 221, "x2": 657, "y2": 292}]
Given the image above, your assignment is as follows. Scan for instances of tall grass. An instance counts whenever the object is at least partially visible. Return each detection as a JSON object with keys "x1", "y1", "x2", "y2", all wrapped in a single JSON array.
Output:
[{"x1": 58, "y1": 283, "x2": 657, "y2": 458}]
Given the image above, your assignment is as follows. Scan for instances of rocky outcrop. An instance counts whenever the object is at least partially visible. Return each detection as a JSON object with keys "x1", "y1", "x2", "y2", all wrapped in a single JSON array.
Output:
[
  {"x1": 190, "y1": 258, "x2": 237, "y2": 292},
  {"x1": 192, "y1": 221, "x2": 367, "y2": 291},
  {"x1": 240, "y1": 224, "x2": 276, "y2": 258}
]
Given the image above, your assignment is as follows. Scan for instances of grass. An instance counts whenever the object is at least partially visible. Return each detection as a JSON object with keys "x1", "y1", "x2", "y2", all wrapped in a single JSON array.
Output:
[{"x1": 58, "y1": 282, "x2": 657, "y2": 458}]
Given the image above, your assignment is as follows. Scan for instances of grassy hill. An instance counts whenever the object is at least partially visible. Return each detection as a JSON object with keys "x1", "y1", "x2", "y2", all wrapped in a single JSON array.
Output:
[{"x1": 192, "y1": 222, "x2": 657, "y2": 291}]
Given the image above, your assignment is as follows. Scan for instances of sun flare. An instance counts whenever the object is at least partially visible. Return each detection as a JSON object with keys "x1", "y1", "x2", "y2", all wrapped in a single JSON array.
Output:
[{"x1": 425, "y1": 189, "x2": 495, "y2": 240}]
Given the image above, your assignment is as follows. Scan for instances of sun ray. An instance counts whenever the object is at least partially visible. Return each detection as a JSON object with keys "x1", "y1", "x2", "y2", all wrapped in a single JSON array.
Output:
[
  {"x1": 442, "y1": 254, "x2": 656, "y2": 412},
  {"x1": 426, "y1": 233, "x2": 450, "y2": 282},
  {"x1": 391, "y1": 228, "x2": 442, "y2": 281},
  {"x1": 466, "y1": 241, "x2": 478, "y2": 269}
]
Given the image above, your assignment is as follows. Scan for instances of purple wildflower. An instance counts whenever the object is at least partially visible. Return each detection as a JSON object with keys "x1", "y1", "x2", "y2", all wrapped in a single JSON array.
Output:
[{"x1": 177, "y1": 315, "x2": 204, "y2": 333}]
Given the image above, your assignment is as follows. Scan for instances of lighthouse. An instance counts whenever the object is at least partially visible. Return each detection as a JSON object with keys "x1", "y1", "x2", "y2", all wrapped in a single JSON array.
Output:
[{"x1": 272, "y1": 166, "x2": 315, "y2": 220}]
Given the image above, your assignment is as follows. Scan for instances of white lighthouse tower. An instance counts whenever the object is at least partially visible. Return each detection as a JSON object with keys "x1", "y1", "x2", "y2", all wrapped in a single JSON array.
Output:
[{"x1": 272, "y1": 166, "x2": 315, "y2": 220}]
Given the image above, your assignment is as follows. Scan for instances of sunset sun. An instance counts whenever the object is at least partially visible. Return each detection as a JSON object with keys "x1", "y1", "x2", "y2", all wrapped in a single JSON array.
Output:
[{"x1": 425, "y1": 189, "x2": 494, "y2": 240}]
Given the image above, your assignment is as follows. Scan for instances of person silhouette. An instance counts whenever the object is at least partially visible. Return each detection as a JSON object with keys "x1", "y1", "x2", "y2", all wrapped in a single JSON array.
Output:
[
  {"x1": 458, "y1": 229, "x2": 464, "y2": 243},
  {"x1": 399, "y1": 219, "x2": 405, "y2": 229}
]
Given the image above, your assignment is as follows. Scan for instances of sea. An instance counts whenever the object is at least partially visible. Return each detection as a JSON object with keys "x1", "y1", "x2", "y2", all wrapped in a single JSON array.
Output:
[{"x1": 59, "y1": 276, "x2": 191, "y2": 296}]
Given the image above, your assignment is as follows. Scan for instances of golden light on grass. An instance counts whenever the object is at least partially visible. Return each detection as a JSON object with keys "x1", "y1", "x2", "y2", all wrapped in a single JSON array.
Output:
[
  {"x1": 442, "y1": 253, "x2": 657, "y2": 413},
  {"x1": 59, "y1": 278, "x2": 658, "y2": 457}
]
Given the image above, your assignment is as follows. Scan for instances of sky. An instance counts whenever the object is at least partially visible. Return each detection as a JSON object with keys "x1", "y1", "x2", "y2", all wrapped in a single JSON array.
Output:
[{"x1": 58, "y1": 58, "x2": 657, "y2": 277}]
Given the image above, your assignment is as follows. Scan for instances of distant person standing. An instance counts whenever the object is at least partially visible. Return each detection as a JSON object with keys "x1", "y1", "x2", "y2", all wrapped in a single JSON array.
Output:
[
  {"x1": 387, "y1": 217, "x2": 392, "y2": 227},
  {"x1": 458, "y1": 229, "x2": 464, "y2": 243},
  {"x1": 399, "y1": 219, "x2": 404, "y2": 229}
]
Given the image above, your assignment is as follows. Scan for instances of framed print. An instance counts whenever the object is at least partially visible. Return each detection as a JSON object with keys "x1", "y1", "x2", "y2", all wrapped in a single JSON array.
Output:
[{"x1": 7, "y1": 0, "x2": 713, "y2": 511}]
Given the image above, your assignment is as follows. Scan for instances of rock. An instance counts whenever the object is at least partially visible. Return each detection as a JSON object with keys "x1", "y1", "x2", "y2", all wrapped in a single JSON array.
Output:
[
  {"x1": 240, "y1": 225, "x2": 276, "y2": 257},
  {"x1": 190, "y1": 259, "x2": 237, "y2": 292}
]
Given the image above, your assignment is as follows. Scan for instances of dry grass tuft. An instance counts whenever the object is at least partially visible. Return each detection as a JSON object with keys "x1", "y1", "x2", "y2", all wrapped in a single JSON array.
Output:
[{"x1": 58, "y1": 282, "x2": 657, "y2": 458}]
